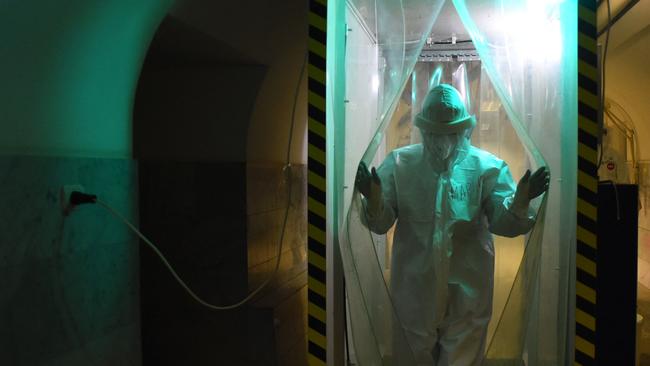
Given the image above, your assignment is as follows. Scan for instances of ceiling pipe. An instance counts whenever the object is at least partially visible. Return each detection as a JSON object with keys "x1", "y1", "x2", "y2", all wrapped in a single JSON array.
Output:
[{"x1": 597, "y1": 0, "x2": 639, "y2": 37}]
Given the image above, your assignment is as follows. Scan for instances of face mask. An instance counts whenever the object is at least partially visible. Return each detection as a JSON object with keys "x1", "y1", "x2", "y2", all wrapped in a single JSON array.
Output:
[{"x1": 422, "y1": 132, "x2": 461, "y2": 160}]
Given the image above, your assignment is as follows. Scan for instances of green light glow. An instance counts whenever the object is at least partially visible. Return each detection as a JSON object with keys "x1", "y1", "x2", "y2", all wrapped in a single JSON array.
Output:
[
  {"x1": 430, "y1": 65, "x2": 443, "y2": 90},
  {"x1": 0, "y1": 0, "x2": 172, "y2": 158},
  {"x1": 412, "y1": 70, "x2": 417, "y2": 105}
]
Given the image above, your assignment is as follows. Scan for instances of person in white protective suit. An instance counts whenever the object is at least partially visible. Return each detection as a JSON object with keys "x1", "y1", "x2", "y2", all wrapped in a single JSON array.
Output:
[{"x1": 356, "y1": 84, "x2": 549, "y2": 366}]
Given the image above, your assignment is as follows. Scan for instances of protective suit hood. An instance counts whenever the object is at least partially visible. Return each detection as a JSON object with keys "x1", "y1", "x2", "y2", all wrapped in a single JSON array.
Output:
[{"x1": 415, "y1": 84, "x2": 476, "y2": 134}]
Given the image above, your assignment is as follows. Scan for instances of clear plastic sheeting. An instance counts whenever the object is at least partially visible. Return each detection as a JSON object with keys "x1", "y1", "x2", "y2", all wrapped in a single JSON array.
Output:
[
  {"x1": 336, "y1": 1, "x2": 576, "y2": 365},
  {"x1": 485, "y1": 199, "x2": 548, "y2": 365},
  {"x1": 341, "y1": 1, "x2": 445, "y2": 364},
  {"x1": 341, "y1": 2, "x2": 445, "y2": 364},
  {"x1": 451, "y1": 1, "x2": 577, "y2": 363}
]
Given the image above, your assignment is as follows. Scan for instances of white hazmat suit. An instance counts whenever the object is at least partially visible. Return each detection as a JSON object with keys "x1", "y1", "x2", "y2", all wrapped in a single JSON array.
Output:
[{"x1": 358, "y1": 84, "x2": 547, "y2": 365}]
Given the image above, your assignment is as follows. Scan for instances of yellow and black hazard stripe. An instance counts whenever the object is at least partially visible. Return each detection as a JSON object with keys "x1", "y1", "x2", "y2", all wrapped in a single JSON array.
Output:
[
  {"x1": 308, "y1": 0, "x2": 327, "y2": 365},
  {"x1": 576, "y1": 0, "x2": 598, "y2": 364}
]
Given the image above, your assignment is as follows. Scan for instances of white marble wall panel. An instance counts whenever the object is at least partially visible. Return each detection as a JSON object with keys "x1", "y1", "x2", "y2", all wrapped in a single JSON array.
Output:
[{"x1": 0, "y1": 156, "x2": 140, "y2": 366}]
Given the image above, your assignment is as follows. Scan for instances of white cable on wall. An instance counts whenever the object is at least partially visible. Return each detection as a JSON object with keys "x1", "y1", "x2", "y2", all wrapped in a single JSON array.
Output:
[
  {"x1": 97, "y1": 199, "x2": 267, "y2": 310},
  {"x1": 96, "y1": 196, "x2": 289, "y2": 310},
  {"x1": 89, "y1": 53, "x2": 307, "y2": 311}
]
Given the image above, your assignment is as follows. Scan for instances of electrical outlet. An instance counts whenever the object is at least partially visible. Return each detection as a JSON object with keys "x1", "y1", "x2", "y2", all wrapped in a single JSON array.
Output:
[{"x1": 60, "y1": 184, "x2": 85, "y2": 216}]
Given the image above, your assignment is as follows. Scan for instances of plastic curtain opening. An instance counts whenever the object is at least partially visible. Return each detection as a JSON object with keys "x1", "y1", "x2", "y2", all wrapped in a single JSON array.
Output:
[{"x1": 336, "y1": 0, "x2": 576, "y2": 365}]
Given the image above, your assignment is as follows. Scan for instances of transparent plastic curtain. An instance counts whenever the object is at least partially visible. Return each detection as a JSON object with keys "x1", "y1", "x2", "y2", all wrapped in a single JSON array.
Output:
[
  {"x1": 340, "y1": 1, "x2": 445, "y2": 364},
  {"x1": 452, "y1": 0, "x2": 576, "y2": 364},
  {"x1": 338, "y1": 0, "x2": 576, "y2": 364}
]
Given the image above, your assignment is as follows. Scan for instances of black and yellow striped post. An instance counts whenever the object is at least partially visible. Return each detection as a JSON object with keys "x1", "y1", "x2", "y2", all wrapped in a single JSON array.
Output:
[
  {"x1": 576, "y1": 0, "x2": 598, "y2": 364},
  {"x1": 308, "y1": 0, "x2": 328, "y2": 365}
]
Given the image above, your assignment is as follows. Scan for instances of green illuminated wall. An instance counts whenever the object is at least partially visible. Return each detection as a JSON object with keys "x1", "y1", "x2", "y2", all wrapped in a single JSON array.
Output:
[
  {"x1": 0, "y1": 2, "x2": 171, "y2": 365},
  {"x1": 0, "y1": 0, "x2": 171, "y2": 157}
]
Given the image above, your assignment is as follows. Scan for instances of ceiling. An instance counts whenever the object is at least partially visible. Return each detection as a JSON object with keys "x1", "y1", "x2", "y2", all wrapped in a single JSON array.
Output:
[
  {"x1": 167, "y1": 0, "x2": 305, "y2": 65},
  {"x1": 429, "y1": 1, "x2": 471, "y2": 43},
  {"x1": 599, "y1": 0, "x2": 650, "y2": 53},
  {"x1": 145, "y1": 15, "x2": 260, "y2": 67}
]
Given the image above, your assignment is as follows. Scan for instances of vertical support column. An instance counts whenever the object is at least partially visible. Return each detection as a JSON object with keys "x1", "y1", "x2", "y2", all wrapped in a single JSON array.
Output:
[
  {"x1": 576, "y1": 1, "x2": 599, "y2": 364},
  {"x1": 308, "y1": 0, "x2": 328, "y2": 365}
]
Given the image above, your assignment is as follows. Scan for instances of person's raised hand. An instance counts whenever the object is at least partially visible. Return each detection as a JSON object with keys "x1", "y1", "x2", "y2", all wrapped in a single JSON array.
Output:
[
  {"x1": 356, "y1": 161, "x2": 381, "y2": 198},
  {"x1": 513, "y1": 167, "x2": 550, "y2": 212},
  {"x1": 356, "y1": 162, "x2": 383, "y2": 215},
  {"x1": 526, "y1": 166, "x2": 550, "y2": 199}
]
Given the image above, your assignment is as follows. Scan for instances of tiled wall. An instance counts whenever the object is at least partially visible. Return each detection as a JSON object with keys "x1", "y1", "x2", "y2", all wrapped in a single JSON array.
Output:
[
  {"x1": 138, "y1": 160, "x2": 277, "y2": 365},
  {"x1": 247, "y1": 163, "x2": 308, "y2": 366},
  {"x1": 0, "y1": 156, "x2": 140, "y2": 365}
]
